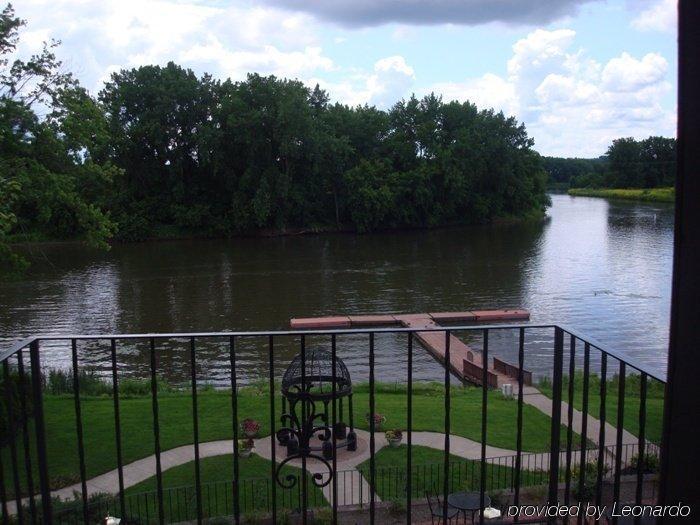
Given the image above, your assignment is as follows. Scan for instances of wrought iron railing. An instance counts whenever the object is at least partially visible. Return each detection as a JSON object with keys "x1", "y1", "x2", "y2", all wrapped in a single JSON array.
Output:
[{"x1": 0, "y1": 324, "x2": 666, "y2": 524}]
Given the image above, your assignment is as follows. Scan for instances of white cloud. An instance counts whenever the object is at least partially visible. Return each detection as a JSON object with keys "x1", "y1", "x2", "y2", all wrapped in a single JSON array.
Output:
[
  {"x1": 367, "y1": 56, "x2": 415, "y2": 107},
  {"x1": 312, "y1": 55, "x2": 415, "y2": 108},
  {"x1": 181, "y1": 38, "x2": 334, "y2": 80},
  {"x1": 424, "y1": 29, "x2": 675, "y2": 156},
  {"x1": 601, "y1": 52, "x2": 667, "y2": 92},
  {"x1": 425, "y1": 73, "x2": 519, "y2": 115},
  {"x1": 10, "y1": 2, "x2": 675, "y2": 157},
  {"x1": 13, "y1": 0, "x2": 330, "y2": 93},
  {"x1": 507, "y1": 29, "x2": 577, "y2": 80},
  {"x1": 631, "y1": 0, "x2": 677, "y2": 33}
]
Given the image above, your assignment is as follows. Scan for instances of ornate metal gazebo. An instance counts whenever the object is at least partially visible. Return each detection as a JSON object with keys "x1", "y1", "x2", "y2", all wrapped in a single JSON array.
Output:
[{"x1": 276, "y1": 348, "x2": 356, "y2": 469}]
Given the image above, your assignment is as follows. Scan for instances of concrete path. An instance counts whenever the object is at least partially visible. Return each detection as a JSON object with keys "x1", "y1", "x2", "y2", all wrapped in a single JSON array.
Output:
[
  {"x1": 520, "y1": 386, "x2": 639, "y2": 449},
  {"x1": 7, "y1": 406, "x2": 646, "y2": 514},
  {"x1": 5, "y1": 429, "x2": 540, "y2": 513}
]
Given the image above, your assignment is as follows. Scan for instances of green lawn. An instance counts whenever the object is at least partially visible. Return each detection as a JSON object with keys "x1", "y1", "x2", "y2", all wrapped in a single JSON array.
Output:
[
  {"x1": 2, "y1": 382, "x2": 578, "y2": 498},
  {"x1": 48, "y1": 453, "x2": 326, "y2": 524},
  {"x1": 537, "y1": 373, "x2": 665, "y2": 444},
  {"x1": 357, "y1": 445, "x2": 550, "y2": 502},
  {"x1": 122, "y1": 453, "x2": 326, "y2": 522},
  {"x1": 567, "y1": 187, "x2": 675, "y2": 203}
]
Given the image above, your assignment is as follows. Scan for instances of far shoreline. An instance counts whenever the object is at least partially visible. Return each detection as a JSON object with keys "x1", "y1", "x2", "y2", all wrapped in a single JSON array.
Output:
[
  {"x1": 567, "y1": 187, "x2": 675, "y2": 203},
  {"x1": 8, "y1": 209, "x2": 550, "y2": 249}
]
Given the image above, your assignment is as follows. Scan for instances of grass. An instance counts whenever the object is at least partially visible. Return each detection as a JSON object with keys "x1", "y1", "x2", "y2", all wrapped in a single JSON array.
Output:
[
  {"x1": 46, "y1": 453, "x2": 326, "y2": 524},
  {"x1": 357, "y1": 445, "x2": 550, "y2": 502},
  {"x1": 567, "y1": 187, "x2": 675, "y2": 203},
  {"x1": 2, "y1": 382, "x2": 579, "y2": 499},
  {"x1": 122, "y1": 453, "x2": 327, "y2": 522},
  {"x1": 537, "y1": 372, "x2": 665, "y2": 444}
]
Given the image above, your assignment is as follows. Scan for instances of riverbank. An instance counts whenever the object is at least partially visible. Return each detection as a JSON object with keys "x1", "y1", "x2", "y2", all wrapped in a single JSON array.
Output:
[
  {"x1": 7, "y1": 207, "x2": 550, "y2": 247},
  {"x1": 567, "y1": 187, "x2": 675, "y2": 203}
]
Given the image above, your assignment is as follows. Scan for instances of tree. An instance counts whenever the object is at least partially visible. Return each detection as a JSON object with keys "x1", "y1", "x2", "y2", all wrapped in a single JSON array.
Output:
[
  {"x1": 607, "y1": 137, "x2": 643, "y2": 187},
  {"x1": 1, "y1": 3, "x2": 116, "y2": 273}
]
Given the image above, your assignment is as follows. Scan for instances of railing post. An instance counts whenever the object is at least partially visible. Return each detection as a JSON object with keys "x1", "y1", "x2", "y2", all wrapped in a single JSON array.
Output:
[
  {"x1": 70, "y1": 340, "x2": 89, "y2": 525},
  {"x1": 300, "y1": 335, "x2": 308, "y2": 525},
  {"x1": 514, "y1": 327, "x2": 525, "y2": 523},
  {"x1": 110, "y1": 338, "x2": 126, "y2": 518},
  {"x1": 229, "y1": 336, "x2": 240, "y2": 525},
  {"x1": 548, "y1": 327, "x2": 564, "y2": 520},
  {"x1": 150, "y1": 338, "x2": 165, "y2": 525},
  {"x1": 577, "y1": 343, "x2": 590, "y2": 525},
  {"x1": 613, "y1": 361, "x2": 626, "y2": 516},
  {"x1": 595, "y1": 353, "x2": 608, "y2": 507},
  {"x1": 479, "y1": 328, "x2": 489, "y2": 525},
  {"x1": 406, "y1": 332, "x2": 413, "y2": 525},
  {"x1": 268, "y1": 335, "x2": 277, "y2": 524},
  {"x1": 442, "y1": 330, "x2": 451, "y2": 522},
  {"x1": 190, "y1": 337, "x2": 203, "y2": 524},
  {"x1": 331, "y1": 334, "x2": 338, "y2": 524},
  {"x1": 368, "y1": 332, "x2": 376, "y2": 525},
  {"x1": 29, "y1": 340, "x2": 52, "y2": 523},
  {"x1": 3, "y1": 360, "x2": 23, "y2": 524},
  {"x1": 636, "y1": 373, "x2": 648, "y2": 506},
  {"x1": 564, "y1": 334, "x2": 576, "y2": 512}
]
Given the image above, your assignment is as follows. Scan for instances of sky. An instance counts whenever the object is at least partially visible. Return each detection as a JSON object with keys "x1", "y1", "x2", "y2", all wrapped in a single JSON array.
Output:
[{"x1": 13, "y1": 0, "x2": 677, "y2": 157}]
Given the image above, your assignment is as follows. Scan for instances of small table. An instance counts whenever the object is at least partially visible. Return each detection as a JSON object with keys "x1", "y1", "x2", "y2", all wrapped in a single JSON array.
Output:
[{"x1": 447, "y1": 491, "x2": 491, "y2": 524}]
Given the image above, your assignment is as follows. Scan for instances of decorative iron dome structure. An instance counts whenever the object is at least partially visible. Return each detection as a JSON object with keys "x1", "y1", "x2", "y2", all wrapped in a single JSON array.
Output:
[
  {"x1": 276, "y1": 348, "x2": 356, "y2": 489},
  {"x1": 281, "y1": 348, "x2": 352, "y2": 400}
]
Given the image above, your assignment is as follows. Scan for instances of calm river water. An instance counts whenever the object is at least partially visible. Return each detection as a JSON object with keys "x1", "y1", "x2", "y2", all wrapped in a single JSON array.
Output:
[{"x1": 0, "y1": 194, "x2": 673, "y2": 384}]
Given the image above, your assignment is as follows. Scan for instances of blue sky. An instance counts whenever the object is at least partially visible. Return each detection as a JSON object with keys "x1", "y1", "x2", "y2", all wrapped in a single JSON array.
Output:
[{"x1": 15, "y1": 0, "x2": 677, "y2": 157}]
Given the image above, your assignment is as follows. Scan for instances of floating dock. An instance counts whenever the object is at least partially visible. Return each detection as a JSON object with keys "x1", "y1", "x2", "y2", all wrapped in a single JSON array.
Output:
[{"x1": 290, "y1": 310, "x2": 532, "y2": 387}]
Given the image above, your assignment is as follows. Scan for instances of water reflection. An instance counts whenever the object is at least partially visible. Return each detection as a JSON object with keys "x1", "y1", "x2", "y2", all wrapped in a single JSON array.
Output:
[{"x1": 0, "y1": 194, "x2": 672, "y2": 383}]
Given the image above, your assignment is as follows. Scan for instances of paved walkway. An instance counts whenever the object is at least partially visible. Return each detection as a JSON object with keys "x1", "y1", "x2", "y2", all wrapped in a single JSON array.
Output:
[
  {"x1": 520, "y1": 386, "x2": 639, "y2": 450},
  {"x1": 7, "y1": 393, "x2": 647, "y2": 514}
]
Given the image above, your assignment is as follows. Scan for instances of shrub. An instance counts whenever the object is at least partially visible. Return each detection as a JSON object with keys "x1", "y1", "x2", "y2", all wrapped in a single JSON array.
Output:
[
  {"x1": 388, "y1": 498, "x2": 407, "y2": 517},
  {"x1": 19, "y1": 492, "x2": 118, "y2": 524},
  {"x1": 46, "y1": 368, "x2": 112, "y2": 396},
  {"x1": 630, "y1": 452, "x2": 660, "y2": 473},
  {"x1": 313, "y1": 507, "x2": 333, "y2": 525},
  {"x1": 0, "y1": 369, "x2": 32, "y2": 446},
  {"x1": 572, "y1": 462, "x2": 610, "y2": 502}
]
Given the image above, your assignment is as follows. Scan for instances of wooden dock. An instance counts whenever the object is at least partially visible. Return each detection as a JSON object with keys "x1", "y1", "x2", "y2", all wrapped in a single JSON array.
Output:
[{"x1": 290, "y1": 310, "x2": 531, "y2": 387}]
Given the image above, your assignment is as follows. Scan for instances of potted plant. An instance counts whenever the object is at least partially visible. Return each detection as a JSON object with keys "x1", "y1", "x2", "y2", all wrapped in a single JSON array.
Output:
[
  {"x1": 238, "y1": 438, "x2": 254, "y2": 458},
  {"x1": 385, "y1": 429, "x2": 403, "y2": 447},
  {"x1": 241, "y1": 418, "x2": 260, "y2": 438},
  {"x1": 365, "y1": 412, "x2": 386, "y2": 431}
]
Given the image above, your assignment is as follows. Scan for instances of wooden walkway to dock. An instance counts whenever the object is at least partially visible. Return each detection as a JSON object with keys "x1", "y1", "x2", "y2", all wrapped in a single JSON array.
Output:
[{"x1": 290, "y1": 310, "x2": 531, "y2": 387}]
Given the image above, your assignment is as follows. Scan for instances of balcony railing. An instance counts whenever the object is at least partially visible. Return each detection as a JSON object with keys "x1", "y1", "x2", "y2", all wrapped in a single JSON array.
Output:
[{"x1": 0, "y1": 324, "x2": 665, "y2": 524}]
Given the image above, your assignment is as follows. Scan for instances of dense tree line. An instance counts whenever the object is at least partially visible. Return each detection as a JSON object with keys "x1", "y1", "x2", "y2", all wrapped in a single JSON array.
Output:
[
  {"x1": 543, "y1": 136, "x2": 676, "y2": 190},
  {"x1": 0, "y1": 5, "x2": 549, "y2": 273}
]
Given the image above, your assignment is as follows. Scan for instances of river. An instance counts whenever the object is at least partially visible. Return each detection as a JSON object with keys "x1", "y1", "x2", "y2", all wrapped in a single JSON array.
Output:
[{"x1": 0, "y1": 194, "x2": 673, "y2": 385}]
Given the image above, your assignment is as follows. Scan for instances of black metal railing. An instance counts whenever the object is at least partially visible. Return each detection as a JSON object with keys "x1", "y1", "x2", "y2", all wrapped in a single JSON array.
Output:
[
  {"x1": 0, "y1": 324, "x2": 666, "y2": 524},
  {"x1": 46, "y1": 440, "x2": 661, "y2": 525}
]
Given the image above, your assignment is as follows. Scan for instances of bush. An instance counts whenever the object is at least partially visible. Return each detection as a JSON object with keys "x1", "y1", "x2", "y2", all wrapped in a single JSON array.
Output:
[
  {"x1": 46, "y1": 368, "x2": 112, "y2": 396},
  {"x1": 629, "y1": 452, "x2": 659, "y2": 474},
  {"x1": 312, "y1": 507, "x2": 333, "y2": 525},
  {"x1": 0, "y1": 368, "x2": 33, "y2": 446},
  {"x1": 16, "y1": 492, "x2": 119, "y2": 524},
  {"x1": 572, "y1": 462, "x2": 610, "y2": 502},
  {"x1": 44, "y1": 367, "x2": 175, "y2": 397},
  {"x1": 388, "y1": 498, "x2": 407, "y2": 517}
]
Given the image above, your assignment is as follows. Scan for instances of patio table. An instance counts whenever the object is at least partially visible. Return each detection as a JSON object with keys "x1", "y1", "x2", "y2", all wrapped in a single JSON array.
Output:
[{"x1": 447, "y1": 491, "x2": 491, "y2": 523}]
